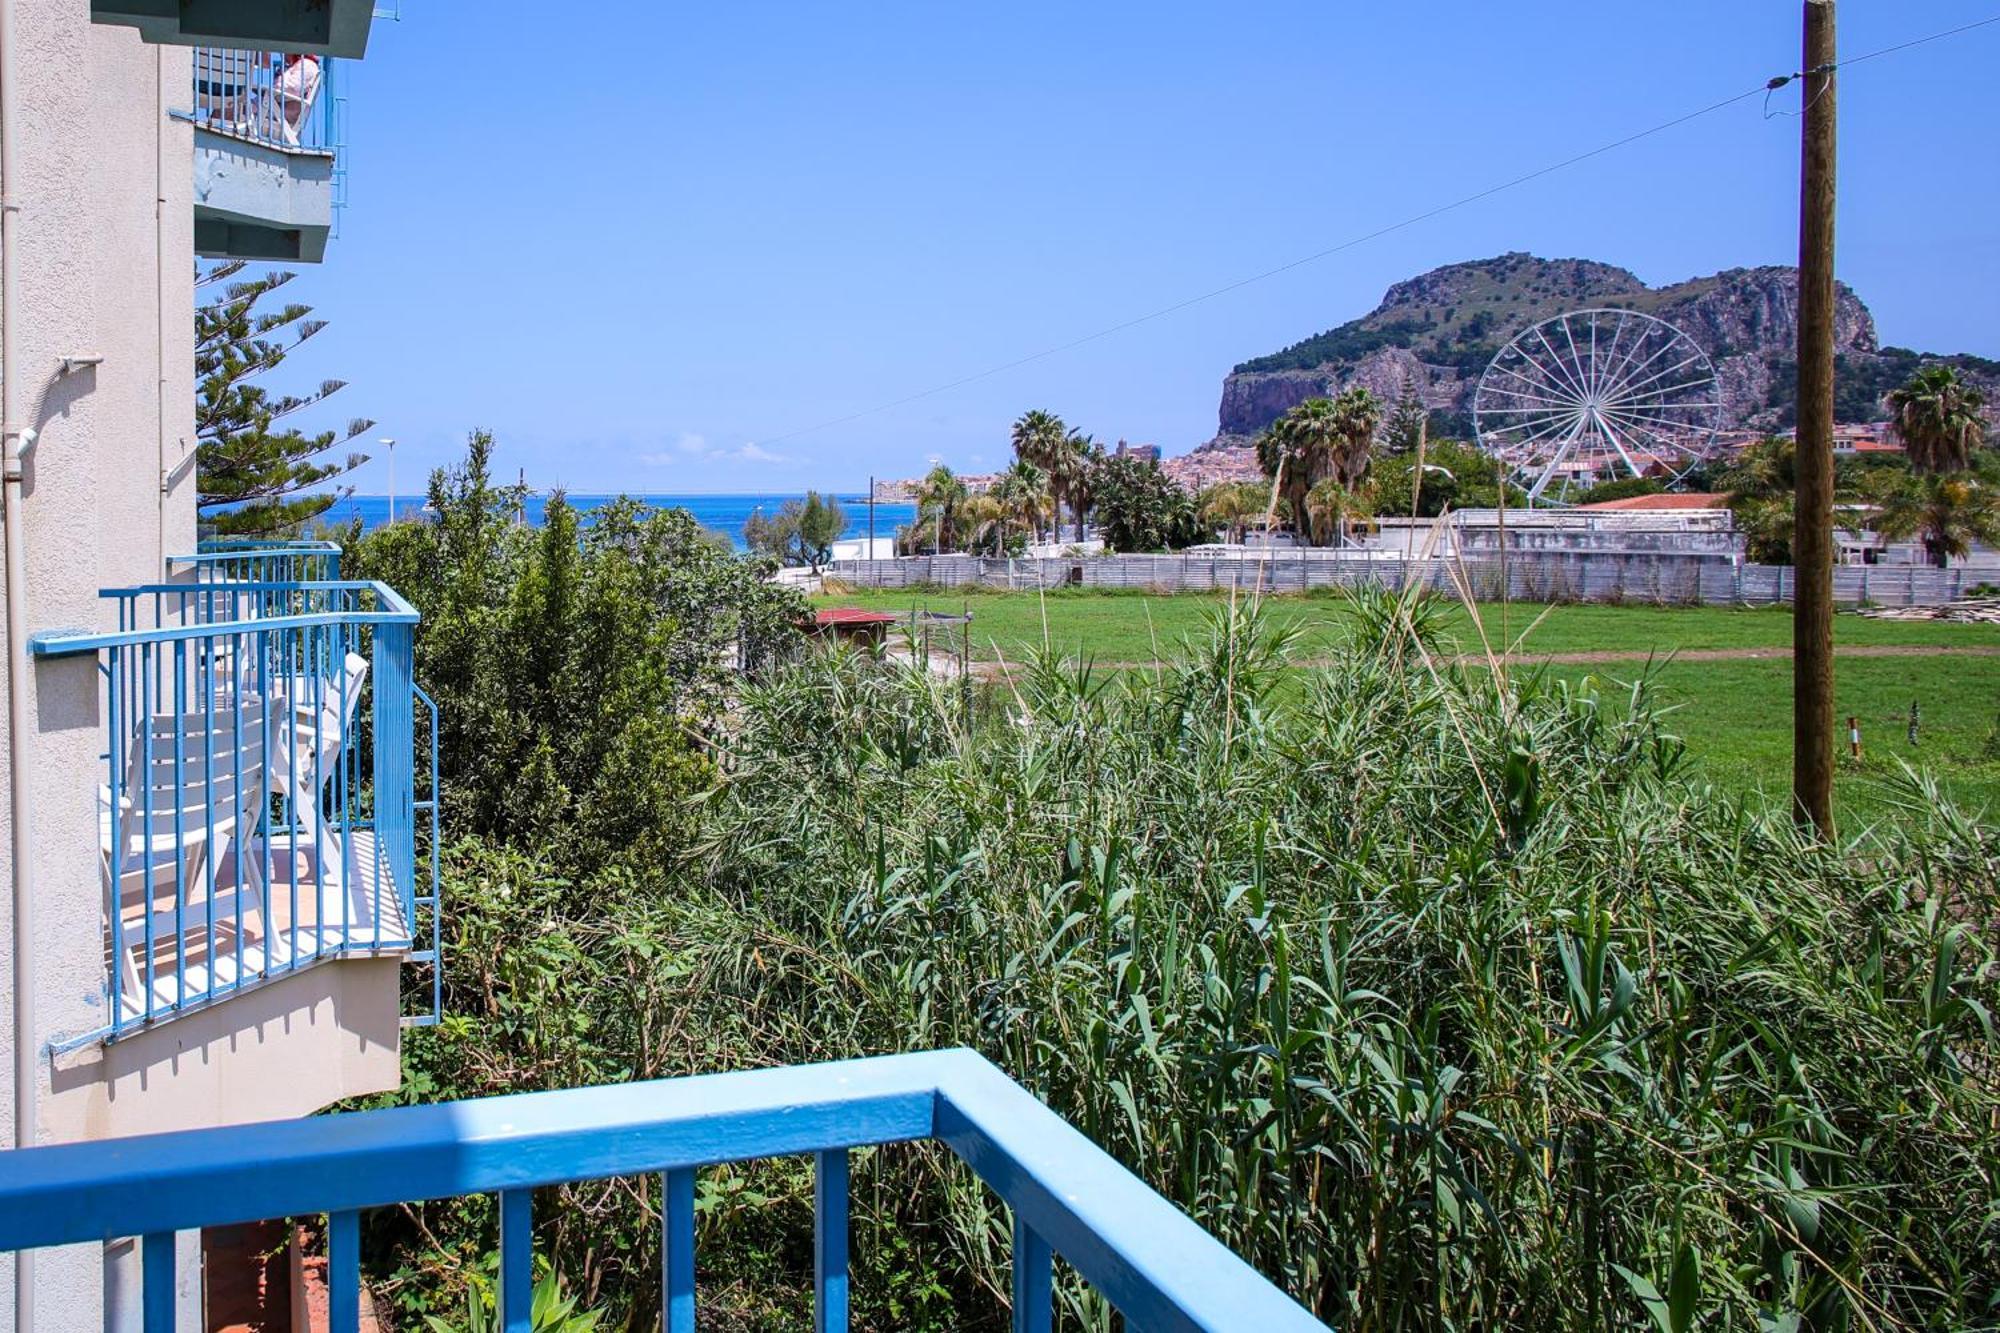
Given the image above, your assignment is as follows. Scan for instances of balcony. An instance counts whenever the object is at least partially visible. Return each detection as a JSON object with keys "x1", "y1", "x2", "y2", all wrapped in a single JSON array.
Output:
[
  {"x1": 190, "y1": 48, "x2": 342, "y2": 263},
  {"x1": 177, "y1": 536, "x2": 343, "y2": 584},
  {"x1": 0, "y1": 1050, "x2": 1325, "y2": 1331},
  {"x1": 29, "y1": 572, "x2": 439, "y2": 1047},
  {"x1": 92, "y1": 0, "x2": 375, "y2": 59}
]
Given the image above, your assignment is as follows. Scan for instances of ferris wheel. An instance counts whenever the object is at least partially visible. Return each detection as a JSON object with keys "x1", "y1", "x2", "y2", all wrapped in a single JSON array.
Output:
[{"x1": 1472, "y1": 308, "x2": 1721, "y2": 503}]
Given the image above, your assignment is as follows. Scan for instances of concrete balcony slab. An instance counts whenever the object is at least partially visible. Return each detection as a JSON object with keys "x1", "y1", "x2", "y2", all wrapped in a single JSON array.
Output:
[
  {"x1": 193, "y1": 126, "x2": 334, "y2": 263},
  {"x1": 92, "y1": 0, "x2": 373, "y2": 58}
]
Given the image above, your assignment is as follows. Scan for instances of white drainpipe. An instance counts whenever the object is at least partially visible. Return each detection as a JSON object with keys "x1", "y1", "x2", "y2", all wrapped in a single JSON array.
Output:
[{"x1": 0, "y1": 0, "x2": 38, "y2": 1322}]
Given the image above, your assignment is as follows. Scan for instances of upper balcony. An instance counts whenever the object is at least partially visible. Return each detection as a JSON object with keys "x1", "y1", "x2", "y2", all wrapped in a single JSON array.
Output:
[
  {"x1": 0, "y1": 1050, "x2": 1327, "y2": 1331},
  {"x1": 178, "y1": 536, "x2": 344, "y2": 584},
  {"x1": 190, "y1": 47, "x2": 342, "y2": 263},
  {"x1": 92, "y1": 0, "x2": 375, "y2": 59},
  {"x1": 29, "y1": 551, "x2": 439, "y2": 1049}
]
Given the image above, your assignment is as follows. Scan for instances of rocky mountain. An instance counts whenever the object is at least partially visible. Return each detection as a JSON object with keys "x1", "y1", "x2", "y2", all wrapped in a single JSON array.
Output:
[{"x1": 1190, "y1": 253, "x2": 2000, "y2": 456}]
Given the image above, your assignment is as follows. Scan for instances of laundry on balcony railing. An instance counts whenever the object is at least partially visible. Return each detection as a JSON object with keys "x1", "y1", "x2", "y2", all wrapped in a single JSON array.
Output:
[
  {"x1": 30, "y1": 579, "x2": 437, "y2": 1046},
  {"x1": 191, "y1": 46, "x2": 339, "y2": 153}
]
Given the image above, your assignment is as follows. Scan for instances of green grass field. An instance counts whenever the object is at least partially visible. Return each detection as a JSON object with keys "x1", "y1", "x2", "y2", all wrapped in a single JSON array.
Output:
[{"x1": 814, "y1": 585, "x2": 2000, "y2": 820}]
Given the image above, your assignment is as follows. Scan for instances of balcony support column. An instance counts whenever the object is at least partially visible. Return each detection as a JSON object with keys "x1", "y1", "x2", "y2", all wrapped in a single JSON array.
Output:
[
  {"x1": 814, "y1": 1149, "x2": 849, "y2": 1332},
  {"x1": 1012, "y1": 1214, "x2": 1051, "y2": 1333},
  {"x1": 662, "y1": 1168, "x2": 695, "y2": 1333},
  {"x1": 498, "y1": 1188, "x2": 532, "y2": 1333}
]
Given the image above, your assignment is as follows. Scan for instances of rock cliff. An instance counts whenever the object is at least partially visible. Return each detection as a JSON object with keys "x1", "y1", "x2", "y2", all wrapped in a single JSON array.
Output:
[{"x1": 1192, "y1": 253, "x2": 1996, "y2": 455}]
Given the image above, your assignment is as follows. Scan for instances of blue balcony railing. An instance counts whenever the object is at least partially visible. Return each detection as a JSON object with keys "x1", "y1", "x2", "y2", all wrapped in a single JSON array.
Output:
[
  {"x1": 191, "y1": 47, "x2": 340, "y2": 155},
  {"x1": 0, "y1": 1050, "x2": 1326, "y2": 1331},
  {"x1": 29, "y1": 579, "x2": 440, "y2": 1046},
  {"x1": 179, "y1": 538, "x2": 344, "y2": 585}
]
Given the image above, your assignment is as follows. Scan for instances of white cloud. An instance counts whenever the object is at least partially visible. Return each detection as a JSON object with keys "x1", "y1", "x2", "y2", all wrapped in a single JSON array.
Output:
[{"x1": 635, "y1": 432, "x2": 785, "y2": 467}]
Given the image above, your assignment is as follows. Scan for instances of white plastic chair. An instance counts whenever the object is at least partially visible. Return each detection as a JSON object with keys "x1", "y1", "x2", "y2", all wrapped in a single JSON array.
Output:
[
  {"x1": 100, "y1": 702, "x2": 272, "y2": 1009},
  {"x1": 270, "y1": 652, "x2": 368, "y2": 905}
]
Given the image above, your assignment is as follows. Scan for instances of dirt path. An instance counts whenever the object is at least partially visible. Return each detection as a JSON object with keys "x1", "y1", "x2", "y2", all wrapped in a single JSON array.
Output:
[
  {"x1": 972, "y1": 643, "x2": 2000, "y2": 675},
  {"x1": 1450, "y1": 644, "x2": 2000, "y2": 666}
]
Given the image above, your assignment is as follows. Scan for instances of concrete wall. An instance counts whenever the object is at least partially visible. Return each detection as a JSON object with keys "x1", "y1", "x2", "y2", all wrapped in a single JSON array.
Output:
[
  {"x1": 0, "y1": 12, "x2": 202, "y2": 1330},
  {"x1": 0, "y1": 11, "x2": 394, "y2": 1331},
  {"x1": 826, "y1": 553, "x2": 1973, "y2": 609},
  {"x1": 46, "y1": 957, "x2": 402, "y2": 1140}
]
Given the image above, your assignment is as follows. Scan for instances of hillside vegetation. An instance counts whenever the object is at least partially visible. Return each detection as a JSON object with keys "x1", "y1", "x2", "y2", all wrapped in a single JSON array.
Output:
[{"x1": 1207, "y1": 253, "x2": 1998, "y2": 446}]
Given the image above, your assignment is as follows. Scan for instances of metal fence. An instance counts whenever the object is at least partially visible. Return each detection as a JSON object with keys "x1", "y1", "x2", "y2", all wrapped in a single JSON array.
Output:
[
  {"x1": 191, "y1": 47, "x2": 339, "y2": 153},
  {"x1": 0, "y1": 1050, "x2": 1327, "y2": 1332},
  {"x1": 827, "y1": 553, "x2": 1973, "y2": 609},
  {"x1": 30, "y1": 579, "x2": 434, "y2": 1045}
]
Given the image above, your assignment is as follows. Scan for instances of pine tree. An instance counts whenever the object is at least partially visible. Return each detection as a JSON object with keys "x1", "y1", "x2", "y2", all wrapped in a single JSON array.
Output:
[
  {"x1": 196, "y1": 263, "x2": 373, "y2": 536},
  {"x1": 1383, "y1": 377, "x2": 1429, "y2": 455}
]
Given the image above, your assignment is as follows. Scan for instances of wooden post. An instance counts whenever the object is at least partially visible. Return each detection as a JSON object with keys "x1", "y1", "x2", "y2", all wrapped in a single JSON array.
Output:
[
  {"x1": 1407, "y1": 410, "x2": 1427, "y2": 562},
  {"x1": 1848, "y1": 716, "x2": 1861, "y2": 760},
  {"x1": 1496, "y1": 467, "x2": 1509, "y2": 637},
  {"x1": 1793, "y1": 0, "x2": 1838, "y2": 834}
]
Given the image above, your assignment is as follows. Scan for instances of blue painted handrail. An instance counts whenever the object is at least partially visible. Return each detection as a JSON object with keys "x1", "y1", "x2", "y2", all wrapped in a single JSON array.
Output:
[
  {"x1": 34, "y1": 581, "x2": 417, "y2": 656},
  {"x1": 189, "y1": 539, "x2": 343, "y2": 554},
  {"x1": 405, "y1": 682, "x2": 444, "y2": 1027},
  {"x1": 29, "y1": 580, "x2": 430, "y2": 1046},
  {"x1": 179, "y1": 540, "x2": 344, "y2": 586},
  {"x1": 0, "y1": 1050, "x2": 1325, "y2": 1332},
  {"x1": 190, "y1": 47, "x2": 340, "y2": 154}
]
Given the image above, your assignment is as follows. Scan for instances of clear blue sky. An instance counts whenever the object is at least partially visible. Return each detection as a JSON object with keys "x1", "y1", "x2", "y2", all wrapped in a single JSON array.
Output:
[{"x1": 280, "y1": 2, "x2": 2000, "y2": 495}]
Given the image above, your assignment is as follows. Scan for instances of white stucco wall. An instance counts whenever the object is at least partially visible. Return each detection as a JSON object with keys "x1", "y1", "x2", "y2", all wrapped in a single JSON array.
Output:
[
  {"x1": 0, "y1": 10, "x2": 402, "y2": 1333},
  {"x1": 0, "y1": 12, "x2": 202, "y2": 1330}
]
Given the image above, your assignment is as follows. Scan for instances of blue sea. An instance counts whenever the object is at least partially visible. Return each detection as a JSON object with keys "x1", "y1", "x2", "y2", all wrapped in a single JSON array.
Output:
[{"x1": 316, "y1": 493, "x2": 917, "y2": 551}]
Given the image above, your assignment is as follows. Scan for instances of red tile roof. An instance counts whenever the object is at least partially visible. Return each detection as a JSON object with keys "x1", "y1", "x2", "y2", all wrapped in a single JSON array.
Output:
[
  {"x1": 1576, "y1": 492, "x2": 1729, "y2": 511},
  {"x1": 813, "y1": 608, "x2": 900, "y2": 627}
]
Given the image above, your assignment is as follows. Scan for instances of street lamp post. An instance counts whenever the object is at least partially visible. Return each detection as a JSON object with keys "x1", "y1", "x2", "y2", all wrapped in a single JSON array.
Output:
[{"x1": 380, "y1": 437, "x2": 397, "y2": 525}]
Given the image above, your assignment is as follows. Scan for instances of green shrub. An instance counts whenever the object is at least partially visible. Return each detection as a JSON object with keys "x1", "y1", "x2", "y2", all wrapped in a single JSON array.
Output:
[{"x1": 345, "y1": 432, "x2": 803, "y2": 881}]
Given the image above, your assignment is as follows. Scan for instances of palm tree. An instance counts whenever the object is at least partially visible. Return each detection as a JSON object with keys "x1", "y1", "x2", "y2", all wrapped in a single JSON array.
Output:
[
  {"x1": 1010, "y1": 409, "x2": 1068, "y2": 534},
  {"x1": 1256, "y1": 417, "x2": 1315, "y2": 546},
  {"x1": 991, "y1": 460, "x2": 1049, "y2": 542},
  {"x1": 958, "y1": 493, "x2": 1010, "y2": 556},
  {"x1": 1720, "y1": 436, "x2": 1801, "y2": 564},
  {"x1": 1306, "y1": 477, "x2": 1374, "y2": 549},
  {"x1": 914, "y1": 463, "x2": 968, "y2": 553},
  {"x1": 1198, "y1": 481, "x2": 1264, "y2": 545},
  {"x1": 1056, "y1": 431, "x2": 1103, "y2": 542},
  {"x1": 1327, "y1": 386, "x2": 1383, "y2": 492},
  {"x1": 1867, "y1": 470, "x2": 2000, "y2": 569},
  {"x1": 1887, "y1": 365, "x2": 1988, "y2": 475},
  {"x1": 1256, "y1": 389, "x2": 1382, "y2": 547}
]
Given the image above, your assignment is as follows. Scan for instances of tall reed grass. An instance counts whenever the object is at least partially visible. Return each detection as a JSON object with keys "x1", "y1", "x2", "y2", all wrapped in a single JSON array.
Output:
[{"x1": 669, "y1": 588, "x2": 1999, "y2": 1330}]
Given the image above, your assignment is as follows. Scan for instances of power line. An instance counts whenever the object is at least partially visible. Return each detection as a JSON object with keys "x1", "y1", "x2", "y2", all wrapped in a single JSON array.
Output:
[
  {"x1": 1841, "y1": 11, "x2": 2000, "y2": 67},
  {"x1": 757, "y1": 13, "x2": 2000, "y2": 448}
]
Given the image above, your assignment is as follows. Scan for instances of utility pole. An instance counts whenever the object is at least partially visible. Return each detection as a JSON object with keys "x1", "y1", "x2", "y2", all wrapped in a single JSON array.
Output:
[
  {"x1": 868, "y1": 475, "x2": 875, "y2": 558},
  {"x1": 1793, "y1": 0, "x2": 1837, "y2": 834}
]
